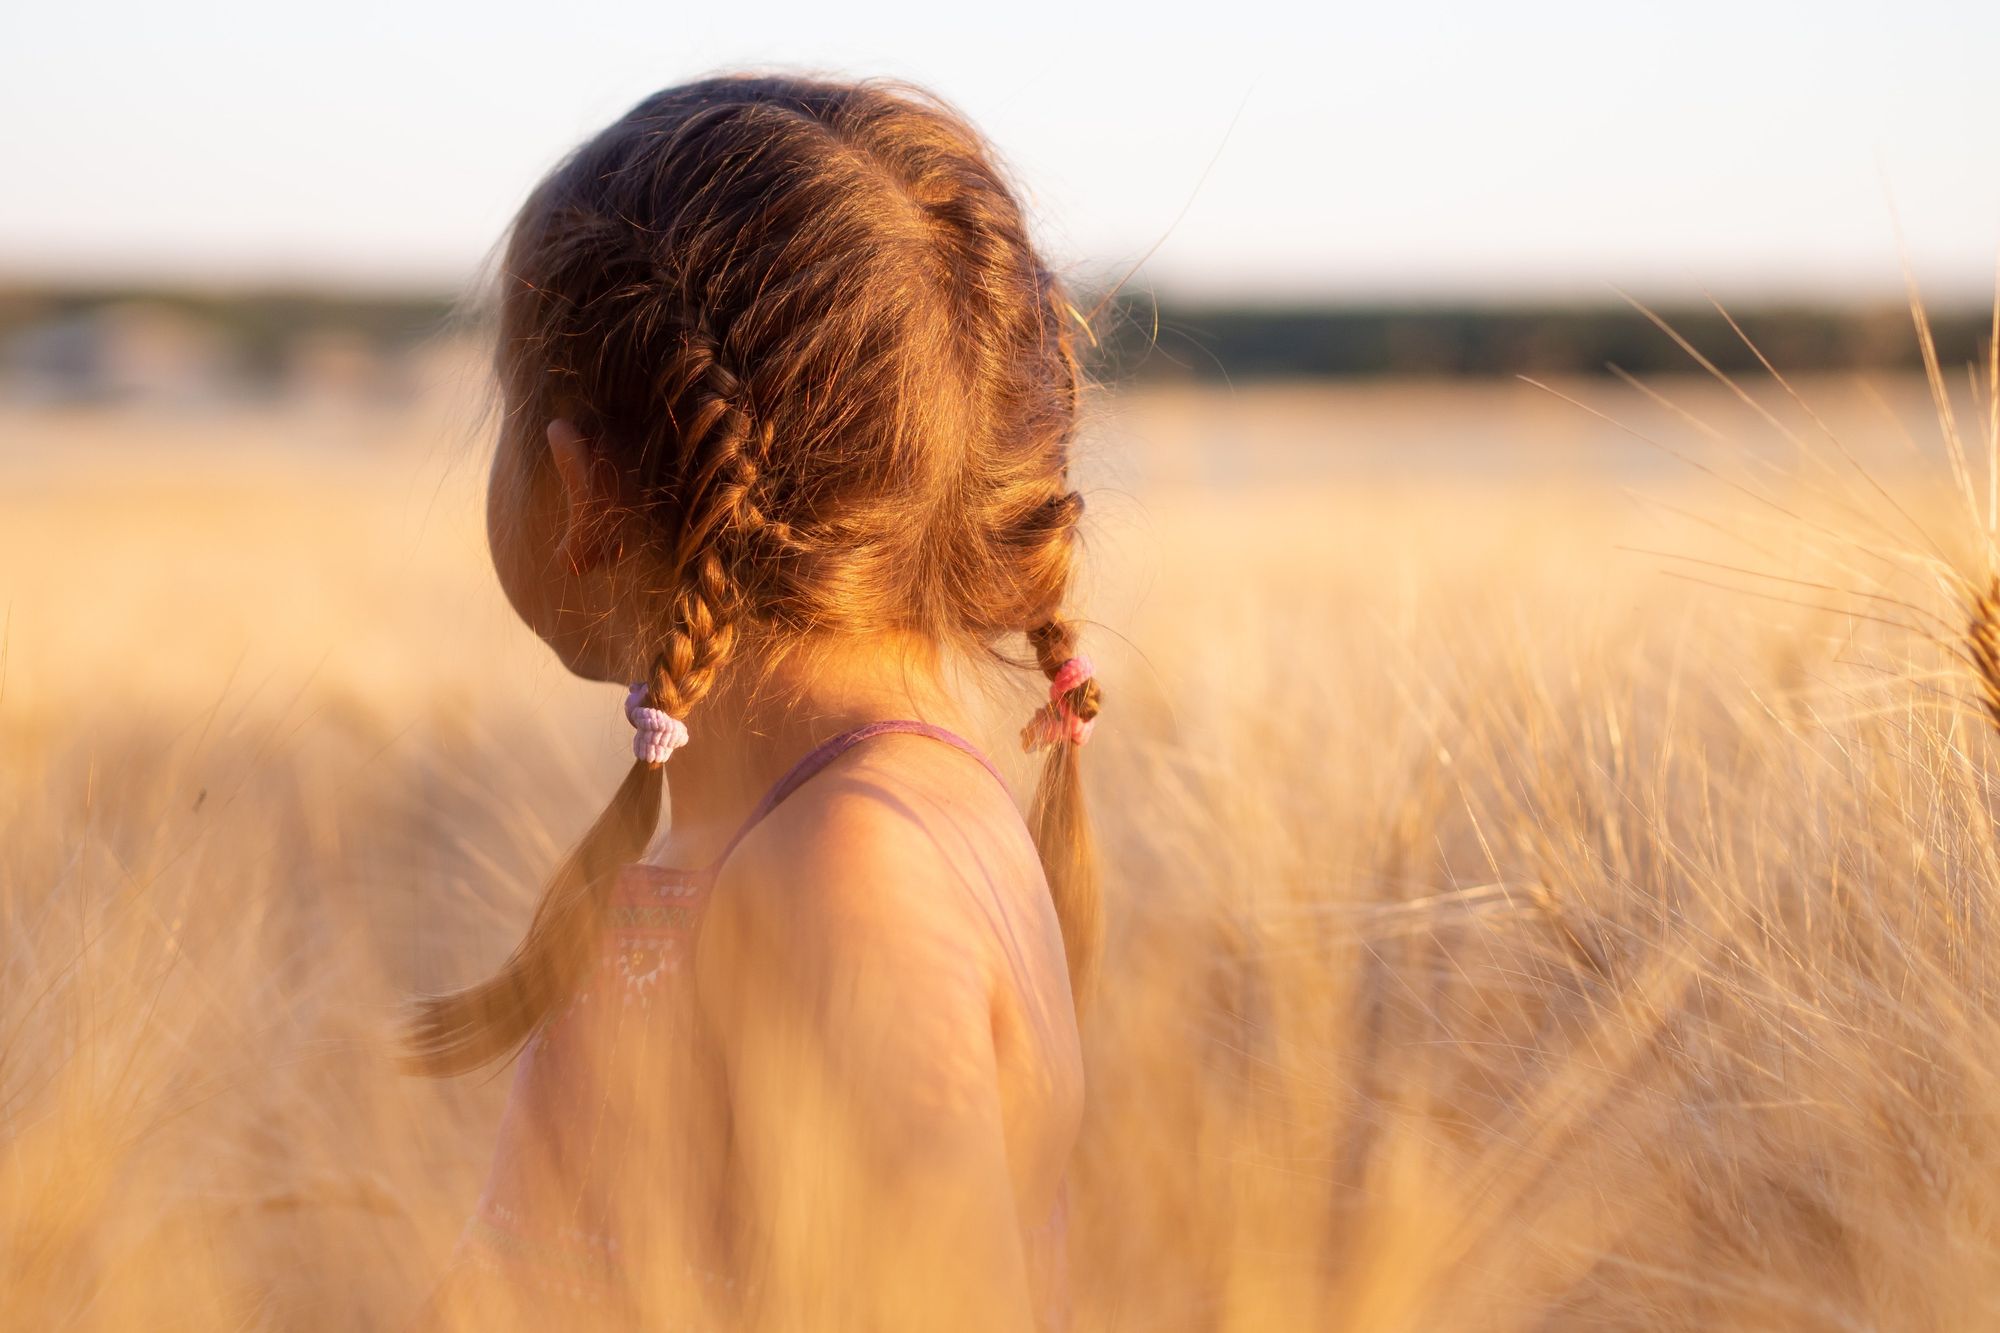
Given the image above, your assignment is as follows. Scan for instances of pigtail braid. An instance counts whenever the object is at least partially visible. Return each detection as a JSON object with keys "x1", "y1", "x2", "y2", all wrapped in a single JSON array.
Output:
[
  {"x1": 405, "y1": 325, "x2": 768, "y2": 1076},
  {"x1": 1026, "y1": 617, "x2": 1103, "y2": 1003}
]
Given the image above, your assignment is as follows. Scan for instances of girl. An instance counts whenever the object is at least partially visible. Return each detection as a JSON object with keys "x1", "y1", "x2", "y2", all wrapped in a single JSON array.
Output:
[{"x1": 407, "y1": 75, "x2": 1101, "y2": 1333}]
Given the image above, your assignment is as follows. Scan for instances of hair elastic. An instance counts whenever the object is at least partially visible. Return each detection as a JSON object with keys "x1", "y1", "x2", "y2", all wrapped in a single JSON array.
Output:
[
  {"x1": 625, "y1": 681, "x2": 690, "y2": 765},
  {"x1": 1021, "y1": 654, "x2": 1096, "y2": 751}
]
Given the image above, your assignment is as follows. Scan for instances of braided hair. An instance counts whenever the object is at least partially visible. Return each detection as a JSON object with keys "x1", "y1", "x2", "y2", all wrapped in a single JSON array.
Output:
[{"x1": 408, "y1": 75, "x2": 1101, "y2": 1074}]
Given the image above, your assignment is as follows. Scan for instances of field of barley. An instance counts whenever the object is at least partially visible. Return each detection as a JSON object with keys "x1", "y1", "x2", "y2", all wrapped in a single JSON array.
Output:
[{"x1": 7, "y1": 345, "x2": 2000, "y2": 1330}]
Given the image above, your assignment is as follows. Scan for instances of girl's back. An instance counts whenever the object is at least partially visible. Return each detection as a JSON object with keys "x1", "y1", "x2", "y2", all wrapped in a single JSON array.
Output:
[
  {"x1": 446, "y1": 723, "x2": 1084, "y2": 1328},
  {"x1": 710, "y1": 728, "x2": 1085, "y2": 1230}
]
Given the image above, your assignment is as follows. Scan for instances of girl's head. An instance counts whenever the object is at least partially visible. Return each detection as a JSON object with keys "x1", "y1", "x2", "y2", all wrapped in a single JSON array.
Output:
[{"x1": 411, "y1": 75, "x2": 1101, "y2": 1074}]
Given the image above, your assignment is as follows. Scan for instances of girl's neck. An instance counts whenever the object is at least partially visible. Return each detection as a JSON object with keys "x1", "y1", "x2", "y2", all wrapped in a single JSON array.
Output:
[{"x1": 648, "y1": 635, "x2": 969, "y2": 866}]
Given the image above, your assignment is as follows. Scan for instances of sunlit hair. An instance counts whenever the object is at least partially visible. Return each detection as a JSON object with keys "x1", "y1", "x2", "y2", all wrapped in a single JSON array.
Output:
[{"x1": 407, "y1": 74, "x2": 1102, "y2": 1075}]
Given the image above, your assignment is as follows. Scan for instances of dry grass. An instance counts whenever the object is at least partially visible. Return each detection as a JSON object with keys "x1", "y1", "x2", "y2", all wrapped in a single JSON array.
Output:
[{"x1": 7, "y1": 365, "x2": 2000, "y2": 1330}]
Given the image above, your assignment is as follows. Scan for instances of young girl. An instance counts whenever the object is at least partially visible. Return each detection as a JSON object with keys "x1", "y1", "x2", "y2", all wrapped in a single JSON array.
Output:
[{"x1": 406, "y1": 75, "x2": 1101, "y2": 1333}]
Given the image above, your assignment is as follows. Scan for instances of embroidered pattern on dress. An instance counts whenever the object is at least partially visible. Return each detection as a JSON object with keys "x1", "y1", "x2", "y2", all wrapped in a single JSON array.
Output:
[
  {"x1": 610, "y1": 935, "x2": 682, "y2": 998},
  {"x1": 602, "y1": 867, "x2": 710, "y2": 1004},
  {"x1": 607, "y1": 902, "x2": 702, "y2": 930}
]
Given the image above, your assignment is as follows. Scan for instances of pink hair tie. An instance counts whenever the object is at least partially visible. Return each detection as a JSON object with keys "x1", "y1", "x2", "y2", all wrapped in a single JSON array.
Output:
[
  {"x1": 1021, "y1": 654, "x2": 1096, "y2": 751},
  {"x1": 625, "y1": 682, "x2": 690, "y2": 765}
]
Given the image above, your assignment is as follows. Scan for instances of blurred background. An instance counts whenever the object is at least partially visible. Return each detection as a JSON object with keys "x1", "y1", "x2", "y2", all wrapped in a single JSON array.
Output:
[
  {"x1": 11, "y1": 4, "x2": 2000, "y2": 1330},
  {"x1": 6, "y1": 0, "x2": 2000, "y2": 399}
]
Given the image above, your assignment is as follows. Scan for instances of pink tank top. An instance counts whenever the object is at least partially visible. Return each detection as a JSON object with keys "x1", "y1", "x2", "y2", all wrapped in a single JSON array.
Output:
[{"x1": 456, "y1": 721, "x2": 1071, "y2": 1328}]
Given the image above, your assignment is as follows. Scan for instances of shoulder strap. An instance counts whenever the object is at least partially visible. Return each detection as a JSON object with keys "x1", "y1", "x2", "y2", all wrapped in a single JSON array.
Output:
[{"x1": 702, "y1": 720, "x2": 1010, "y2": 875}]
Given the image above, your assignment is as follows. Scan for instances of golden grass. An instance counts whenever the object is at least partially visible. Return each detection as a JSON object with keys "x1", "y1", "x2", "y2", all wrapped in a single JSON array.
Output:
[{"x1": 7, "y1": 369, "x2": 2000, "y2": 1329}]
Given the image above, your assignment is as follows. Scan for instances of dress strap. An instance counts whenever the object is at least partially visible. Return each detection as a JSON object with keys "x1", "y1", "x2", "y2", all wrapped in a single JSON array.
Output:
[{"x1": 702, "y1": 721, "x2": 1009, "y2": 875}]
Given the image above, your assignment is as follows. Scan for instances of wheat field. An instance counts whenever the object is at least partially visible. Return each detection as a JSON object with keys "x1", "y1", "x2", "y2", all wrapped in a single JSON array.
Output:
[{"x1": 7, "y1": 353, "x2": 2000, "y2": 1330}]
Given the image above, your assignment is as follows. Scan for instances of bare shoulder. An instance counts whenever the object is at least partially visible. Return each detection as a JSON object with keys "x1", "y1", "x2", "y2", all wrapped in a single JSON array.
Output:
[{"x1": 699, "y1": 732, "x2": 1042, "y2": 1005}]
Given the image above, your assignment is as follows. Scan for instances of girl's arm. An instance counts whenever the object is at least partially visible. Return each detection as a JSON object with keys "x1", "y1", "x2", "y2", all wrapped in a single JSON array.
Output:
[{"x1": 703, "y1": 786, "x2": 1037, "y2": 1333}]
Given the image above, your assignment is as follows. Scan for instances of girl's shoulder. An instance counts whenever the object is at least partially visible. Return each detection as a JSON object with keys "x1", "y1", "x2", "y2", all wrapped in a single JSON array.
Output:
[
  {"x1": 698, "y1": 729, "x2": 1044, "y2": 998},
  {"x1": 696, "y1": 732, "x2": 1049, "y2": 1146}
]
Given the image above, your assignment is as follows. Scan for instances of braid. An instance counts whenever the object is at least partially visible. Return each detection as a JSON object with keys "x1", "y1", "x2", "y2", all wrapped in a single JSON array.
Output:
[
  {"x1": 651, "y1": 549, "x2": 740, "y2": 716},
  {"x1": 406, "y1": 312, "x2": 768, "y2": 1076},
  {"x1": 1029, "y1": 617, "x2": 1102, "y2": 726},
  {"x1": 645, "y1": 316, "x2": 770, "y2": 717},
  {"x1": 1026, "y1": 615, "x2": 1103, "y2": 1003}
]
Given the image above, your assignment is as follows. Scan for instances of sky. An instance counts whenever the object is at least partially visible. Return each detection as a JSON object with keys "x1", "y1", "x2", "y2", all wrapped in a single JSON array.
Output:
[{"x1": 4, "y1": 0, "x2": 1998, "y2": 303}]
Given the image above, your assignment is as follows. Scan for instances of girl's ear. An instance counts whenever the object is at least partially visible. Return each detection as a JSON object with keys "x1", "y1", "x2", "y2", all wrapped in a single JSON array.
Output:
[{"x1": 548, "y1": 418, "x2": 619, "y2": 573}]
